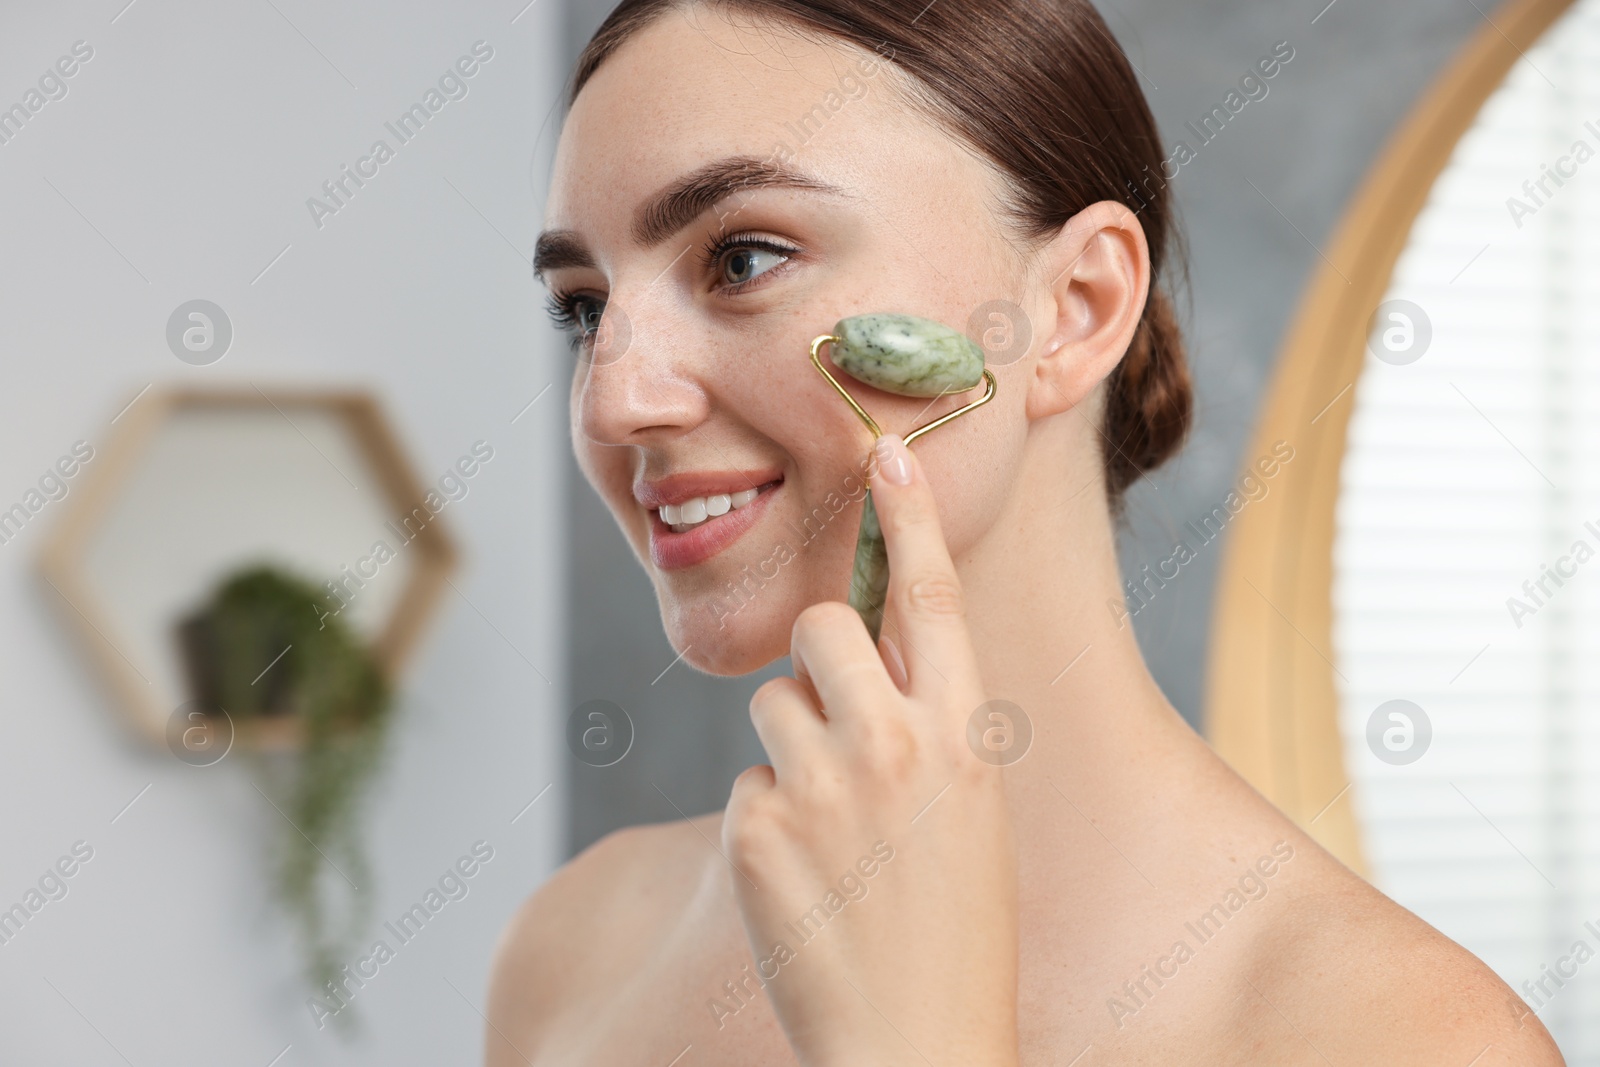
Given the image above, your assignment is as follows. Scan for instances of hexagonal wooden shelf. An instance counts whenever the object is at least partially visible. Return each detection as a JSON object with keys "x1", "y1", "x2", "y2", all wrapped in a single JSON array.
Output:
[{"x1": 38, "y1": 386, "x2": 458, "y2": 751}]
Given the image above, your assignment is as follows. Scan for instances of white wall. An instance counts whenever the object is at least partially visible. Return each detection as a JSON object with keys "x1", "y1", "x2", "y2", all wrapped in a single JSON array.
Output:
[{"x1": 0, "y1": 1, "x2": 566, "y2": 1063}]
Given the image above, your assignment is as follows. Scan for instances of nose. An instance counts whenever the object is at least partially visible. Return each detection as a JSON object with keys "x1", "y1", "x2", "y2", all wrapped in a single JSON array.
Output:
[{"x1": 575, "y1": 301, "x2": 710, "y2": 447}]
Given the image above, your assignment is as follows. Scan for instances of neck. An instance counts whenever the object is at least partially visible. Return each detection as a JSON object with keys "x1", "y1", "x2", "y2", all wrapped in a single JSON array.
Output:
[{"x1": 955, "y1": 418, "x2": 1196, "y2": 841}]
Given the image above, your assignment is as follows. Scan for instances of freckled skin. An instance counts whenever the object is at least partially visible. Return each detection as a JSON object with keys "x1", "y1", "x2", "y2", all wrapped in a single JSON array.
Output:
[{"x1": 486, "y1": 7, "x2": 1569, "y2": 1067}]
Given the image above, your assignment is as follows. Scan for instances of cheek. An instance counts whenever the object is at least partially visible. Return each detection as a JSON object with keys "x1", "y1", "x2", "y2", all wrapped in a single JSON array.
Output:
[
  {"x1": 571, "y1": 420, "x2": 638, "y2": 536},
  {"x1": 910, "y1": 403, "x2": 1019, "y2": 554},
  {"x1": 919, "y1": 447, "x2": 983, "y2": 552}
]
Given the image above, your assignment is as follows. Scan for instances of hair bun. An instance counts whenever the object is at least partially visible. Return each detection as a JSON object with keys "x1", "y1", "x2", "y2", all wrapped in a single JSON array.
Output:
[{"x1": 1102, "y1": 286, "x2": 1192, "y2": 508}]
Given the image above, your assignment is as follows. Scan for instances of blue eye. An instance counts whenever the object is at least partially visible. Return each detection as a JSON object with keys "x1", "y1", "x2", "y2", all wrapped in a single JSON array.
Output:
[
  {"x1": 544, "y1": 233, "x2": 797, "y2": 354},
  {"x1": 723, "y1": 246, "x2": 784, "y2": 286},
  {"x1": 703, "y1": 235, "x2": 798, "y2": 289},
  {"x1": 545, "y1": 292, "x2": 605, "y2": 350}
]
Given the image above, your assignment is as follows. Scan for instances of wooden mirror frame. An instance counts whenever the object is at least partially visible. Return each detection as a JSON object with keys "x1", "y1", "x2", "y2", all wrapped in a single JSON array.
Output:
[
  {"x1": 1203, "y1": 0, "x2": 1578, "y2": 875},
  {"x1": 37, "y1": 386, "x2": 459, "y2": 751}
]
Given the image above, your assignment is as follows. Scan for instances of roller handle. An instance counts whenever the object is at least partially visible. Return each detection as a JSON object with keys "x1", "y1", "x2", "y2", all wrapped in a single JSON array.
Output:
[{"x1": 847, "y1": 486, "x2": 890, "y2": 644}]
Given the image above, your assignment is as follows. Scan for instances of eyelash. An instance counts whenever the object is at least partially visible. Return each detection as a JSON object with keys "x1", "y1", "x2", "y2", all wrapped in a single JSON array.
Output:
[{"x1": 543, "y1": 232, "x2": 800, "y2": 351}]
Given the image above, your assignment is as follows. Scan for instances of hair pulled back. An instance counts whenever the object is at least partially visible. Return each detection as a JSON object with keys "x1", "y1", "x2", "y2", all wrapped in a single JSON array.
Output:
[{"x1": 572, "y1": 0, "x2": 1192, "y2": 508}]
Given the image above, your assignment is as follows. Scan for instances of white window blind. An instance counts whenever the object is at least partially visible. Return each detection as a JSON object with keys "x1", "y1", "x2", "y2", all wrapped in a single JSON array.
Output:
[{"x1": 1334, "y1": 0, "x2": 1600, "y2": 1059}]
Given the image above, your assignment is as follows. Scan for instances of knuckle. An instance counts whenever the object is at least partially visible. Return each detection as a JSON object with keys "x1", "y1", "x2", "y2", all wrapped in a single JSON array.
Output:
[
  {"x1": 729, "y1": 763, "x2": 769, "y2": 799},
  {"x1": 831, "y1": 658, "x2": 891, "y2": 694},
  {"x1": 724, "y1": 819, "x2": 763, "y2": 867},
  {"x1": 748, "y1": 677, "x2": 788, "y2": 718},
  {"x1": 900, "y1": 570, "x2": 966, "y2": 619},
  {"x1": 793, "y1": 600, "x2": 862, "y2": 645},
  {"x1": 952, "y1": 733, "x2": 995, "y2": 781},
  {"x1": 724, "y1": 783, "x2": 776, "y2": 857},
  {"x1": 856, "y1": 718, "x2": 920, "y2": 777},
  {"x1": 788, "y1": 767, "x2": 849, "y2": 825},
  {"x1": 805, "y1": 767, "x2": 850, "y2": 809}
]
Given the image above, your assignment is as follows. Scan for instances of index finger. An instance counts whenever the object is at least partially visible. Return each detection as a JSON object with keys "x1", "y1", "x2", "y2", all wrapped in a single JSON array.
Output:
[{"x1": 868, "y1": 433, "x2": 984, "y2": 704}]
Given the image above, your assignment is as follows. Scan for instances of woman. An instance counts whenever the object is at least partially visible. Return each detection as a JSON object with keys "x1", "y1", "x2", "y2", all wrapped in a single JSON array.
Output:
[{"x1": 487, "y1": 0, "x2": 1565, "y2": 1062}]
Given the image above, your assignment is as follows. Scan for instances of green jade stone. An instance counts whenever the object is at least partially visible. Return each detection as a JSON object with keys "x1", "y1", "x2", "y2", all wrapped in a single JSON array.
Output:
[
  {"x1": 849, "y1": 493, "x2": 891, "y2": 643},
  {"x1": 830, "y1": 313, "x2": 984, "y2": 397},
  {"x1": 831, "y1": 313, "x2": 986, "y2": 642}
]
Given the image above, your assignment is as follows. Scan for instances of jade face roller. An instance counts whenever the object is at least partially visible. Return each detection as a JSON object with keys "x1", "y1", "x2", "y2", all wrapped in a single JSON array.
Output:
[{"x1": 809, "y1": 313, "x2": 997, "y2": 643}]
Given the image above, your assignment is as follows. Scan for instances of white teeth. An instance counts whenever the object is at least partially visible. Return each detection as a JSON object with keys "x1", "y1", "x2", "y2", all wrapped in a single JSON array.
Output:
[{"x1": 658, "y1": 484, "x2": 771, "y2": 532}]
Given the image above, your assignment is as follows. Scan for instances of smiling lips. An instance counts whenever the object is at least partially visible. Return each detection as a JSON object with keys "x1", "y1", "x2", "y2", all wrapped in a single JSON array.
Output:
[{"x1": 635, "y1": 470, "x2": 784, "y2": 571}]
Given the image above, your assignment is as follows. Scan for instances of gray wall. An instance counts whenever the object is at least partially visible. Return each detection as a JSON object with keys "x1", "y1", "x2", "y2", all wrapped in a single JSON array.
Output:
[{"x1": 559, "y1": 0, "x2": 1488, "y2": 855}]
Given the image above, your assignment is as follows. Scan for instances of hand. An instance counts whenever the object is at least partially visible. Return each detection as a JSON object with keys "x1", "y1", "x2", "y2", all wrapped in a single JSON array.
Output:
[{"x1": 722, "y1": 432, "x2": 1020, "y2": 1067}]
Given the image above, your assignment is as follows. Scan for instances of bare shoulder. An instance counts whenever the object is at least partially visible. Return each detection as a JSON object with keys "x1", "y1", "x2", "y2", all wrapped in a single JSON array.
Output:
[
  {"x1": 483, "y1": 811, "x2": 722, "y2": 1066},
  {"x1": 1253, "y1": 849, "x2": 1565, "y2": 1065}
]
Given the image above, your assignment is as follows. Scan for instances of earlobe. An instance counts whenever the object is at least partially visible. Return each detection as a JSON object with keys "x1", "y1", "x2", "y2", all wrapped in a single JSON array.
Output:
[{"x1": 1025, "y1": 201, "x2": 1151, "y2": 420}]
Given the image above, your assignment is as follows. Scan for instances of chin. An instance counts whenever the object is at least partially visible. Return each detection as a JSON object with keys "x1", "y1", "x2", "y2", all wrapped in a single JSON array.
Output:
[
  {"x1": 633, "y1": 479, "x2": 864, "y2": 675},
  {"x1": 657, "y1": 592, "x2": 797, "y2": 676}
]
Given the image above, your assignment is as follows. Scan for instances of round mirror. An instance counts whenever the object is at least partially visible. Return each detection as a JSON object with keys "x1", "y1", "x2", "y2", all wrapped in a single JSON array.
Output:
[{"x1": 1335, "y1": 0, "x2": 1600, "y2": 1049}]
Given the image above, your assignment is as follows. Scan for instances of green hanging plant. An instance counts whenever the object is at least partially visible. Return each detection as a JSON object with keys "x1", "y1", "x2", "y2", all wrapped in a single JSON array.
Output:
[{"x1": 178, "y1": 564, "x2": 391, "y2": 1028}]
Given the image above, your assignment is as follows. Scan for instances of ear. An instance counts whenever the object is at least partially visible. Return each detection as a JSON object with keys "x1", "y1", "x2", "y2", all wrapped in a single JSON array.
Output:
[{"x1": 1025, "y1": 200, "x2": 1151, "y2": 420}]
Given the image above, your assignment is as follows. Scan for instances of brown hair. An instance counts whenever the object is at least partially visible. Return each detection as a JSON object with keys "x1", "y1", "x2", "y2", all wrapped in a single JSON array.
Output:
[{"x1": 571, "y1": 0, "x2": 1192, "y2": 509}]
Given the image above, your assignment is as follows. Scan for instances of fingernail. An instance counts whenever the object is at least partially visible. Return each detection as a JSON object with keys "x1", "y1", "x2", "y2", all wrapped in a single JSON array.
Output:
[
  {"x1": 875, "y1": 433, "x2": 913, "y2": 485},
  {"x1": 879, "y1": 634, "x2": 909, "y2": 692}
]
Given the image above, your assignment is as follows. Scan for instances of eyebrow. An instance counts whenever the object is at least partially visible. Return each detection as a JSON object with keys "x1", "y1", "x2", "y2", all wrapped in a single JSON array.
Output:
[{"x1": 532, "y1": 156, "x2": 847, "y2": 281}]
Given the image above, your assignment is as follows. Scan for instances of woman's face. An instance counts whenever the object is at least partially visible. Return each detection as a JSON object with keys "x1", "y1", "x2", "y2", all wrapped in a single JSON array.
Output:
[{"x1": 540, "y1": 6, "x2": 1039, "y2": 674}]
